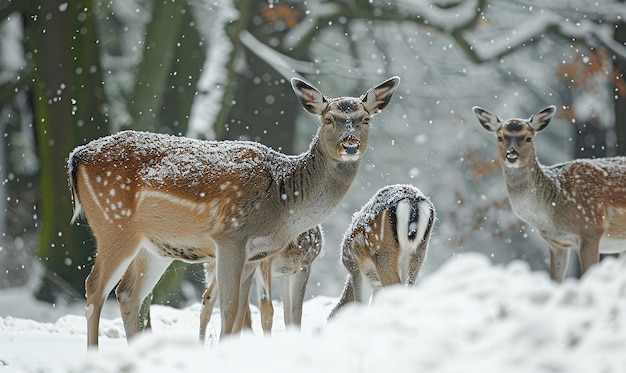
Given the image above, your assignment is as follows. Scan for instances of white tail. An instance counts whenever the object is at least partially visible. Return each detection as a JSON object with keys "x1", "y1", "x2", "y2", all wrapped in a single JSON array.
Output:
[
  {"x1": 473, "y1": 106, "x2": 626, "y2": 281},
  {"x1": 69, "y1": 76, "x2": 400, "y2": 347},
  {"x1": 198, "y1": 226, "x2": 322, "y2": 340},
  {"x1": 329, "y1": 184, "x2": 435, "y2": 318}
]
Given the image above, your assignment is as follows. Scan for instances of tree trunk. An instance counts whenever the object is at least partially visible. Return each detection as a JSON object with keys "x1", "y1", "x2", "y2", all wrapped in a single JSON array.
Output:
[
  {"x1": 614, "y1": 20, "x2": 626, "y2": 156},
  {"x1": 25, "y1": 0, "x2": 108, "y2": 302}
]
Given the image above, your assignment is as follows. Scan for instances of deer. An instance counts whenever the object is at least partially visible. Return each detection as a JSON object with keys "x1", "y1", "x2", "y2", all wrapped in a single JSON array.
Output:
[
  {"x1": 328, "y1": 184, "x2": 436, "y2": 318},
  {"x1": 199, "y1": 225, "x2": 322, "y2": 340},
  {"x1": 68, "y1": 76, "x2": 400, "y2": 347},
  {"x1": 473, "y1": 105, "x2": 626, "y2": 282}
]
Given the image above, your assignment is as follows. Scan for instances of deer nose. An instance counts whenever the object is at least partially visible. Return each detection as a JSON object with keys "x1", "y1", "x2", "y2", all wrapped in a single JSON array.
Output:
[
  {"x1": 506, "y1": 148, "x2": 518, "y2": 163},
  {"x1": 341, "y1": 136, "x2": 360, "y2": 154}
]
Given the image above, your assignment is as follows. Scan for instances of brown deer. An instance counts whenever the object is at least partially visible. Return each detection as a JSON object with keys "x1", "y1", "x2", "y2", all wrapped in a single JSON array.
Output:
[
  {"x1": 473, "y1": 106, "x2": 626, "y2": 281},
  {"x1": 329, "y1": 184, "x2": 435, "y2": 318},
  {"x1": 68, "y1": 76, "x2": 400, "y2": 347},
  {"x1": 199, "y1": 225, "x2": 322, "y2": 341}
]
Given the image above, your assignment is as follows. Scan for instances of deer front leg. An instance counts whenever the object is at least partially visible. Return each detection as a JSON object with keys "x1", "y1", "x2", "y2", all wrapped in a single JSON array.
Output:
[
  {"x1": 233, "y1": 262, "x2": 256, "y2": 333},
  {"x1": 578, "y1": 235, "x2": 601, "y2": 276},
  {"x1": 285, "y1": 266, "x2": 312, "y2": 327},
  {"x1": 216, "y1": 243, "x2": 247, "y2": 337},
  {"x1": 548, "y1": 244, "x2": 570, "y2": 282}
]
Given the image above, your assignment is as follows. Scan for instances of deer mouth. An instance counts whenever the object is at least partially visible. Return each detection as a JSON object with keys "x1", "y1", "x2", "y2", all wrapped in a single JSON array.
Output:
[
  {"x1": 506, "y1": 148, "x2": 519, "y2": 163},
  {"x1": 338, "y1": 136, "x2": 361, "y2": 161}
]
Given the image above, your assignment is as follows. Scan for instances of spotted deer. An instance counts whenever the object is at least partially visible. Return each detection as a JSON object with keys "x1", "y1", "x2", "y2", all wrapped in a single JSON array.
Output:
[
  {"x1": 199, "y1": 225, "x2": 322, "y2": 340},
  {"x1": 68, "y1": 76, "x2": 400, "y2": 347},
  {"x1": 329, "y1": 184, "x2": 435, "y2": 318},
  {"x1": 473, "y1": 106, "x2": 626, "y2": 281}
]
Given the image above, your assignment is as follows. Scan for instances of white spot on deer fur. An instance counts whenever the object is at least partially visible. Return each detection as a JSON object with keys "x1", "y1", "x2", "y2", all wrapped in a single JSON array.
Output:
[
  {"x1": 199, "y1": 192, "x2": 206, "y2": 198},
  {"x1": 109, "y1": 189, "x2": 116, "y2": 197},
  {"x1": 219, "y1": 182, "x2": 230, "y2": 191},
  {"x1": 281, "y1": 194, "x2": 288, "y2": 200},
  {"x1": 95, "y1": 176, "x2": 102, "y2": 183},
  {"x1": 106, "y1": 171, "x2": 112, "y2": 177}
]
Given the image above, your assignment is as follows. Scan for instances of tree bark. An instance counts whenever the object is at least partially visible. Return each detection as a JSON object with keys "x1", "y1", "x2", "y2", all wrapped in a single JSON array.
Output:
[{"x1": 25, "y1": 0, "x2": 108, "y2": 301}]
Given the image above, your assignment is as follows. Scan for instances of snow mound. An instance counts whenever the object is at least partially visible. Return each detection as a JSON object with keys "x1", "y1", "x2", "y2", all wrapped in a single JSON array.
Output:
[{"x1": 4, "y1": 253, "x2": 626, "y2": 372}]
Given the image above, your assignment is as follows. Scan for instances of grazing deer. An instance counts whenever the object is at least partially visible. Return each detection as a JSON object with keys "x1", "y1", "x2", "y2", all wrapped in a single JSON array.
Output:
[
  {"x1": 68, "y1": 76, "x2": 400, "y2": 347},
  {"x1": 329, "y1": 184, "x2": 435, "y2": 318},
  {"x1": 473, "y1": 106, "x2": 626, "y2": 281},
  {"x1": 199, "y1": 225, "x2": 322, "y2": 340}
]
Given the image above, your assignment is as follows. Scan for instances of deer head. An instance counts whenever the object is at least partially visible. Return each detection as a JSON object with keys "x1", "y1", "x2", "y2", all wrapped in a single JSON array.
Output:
[{"x1": 473, "y1": 106, "x2": 556, "y2": 168}]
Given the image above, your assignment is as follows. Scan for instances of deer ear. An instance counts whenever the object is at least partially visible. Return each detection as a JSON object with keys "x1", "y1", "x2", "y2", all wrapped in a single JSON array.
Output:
[
  {"x1": 361, "y1": 76, "x2": 400, "y2": 116},
  {"x1": 291, "y1": 78, "x2": 328, "y2": 115},
  {"x1": 472, "y1": 106, "x2": 502, "y2": 132},
  {"x1": 529, "y1": 106, "x2": 556, "y2": 132}
]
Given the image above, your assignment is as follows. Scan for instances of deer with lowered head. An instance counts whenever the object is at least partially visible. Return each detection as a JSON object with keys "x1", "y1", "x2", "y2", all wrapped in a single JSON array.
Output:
[
  {"x1": 329, "y1": 184, "x2": 436, "y2": 318},
  {"x1": 473, "y1": 105, "x2": 626, "y2": 282},
  {"x1": 198, "y1": 225, "x2": 322, "y2": 340},
  {"x1": 68, "y1": 76, "x2": 400, "y2": 347}
]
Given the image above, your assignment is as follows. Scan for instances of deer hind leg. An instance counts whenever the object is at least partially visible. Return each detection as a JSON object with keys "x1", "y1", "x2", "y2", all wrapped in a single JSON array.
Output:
[
  {"x1": 549, "y1": 245, "x2": 571, "y2": 282},
  {"x1": 116, "y1": 247, "x2": 173, "y2": 341},
  {"x1": 199, "y1": 261, "x2": 217, "y2": 342},
  {"x1": 85, "y1": 234, "x2": 141, "y2": 347},
  {"x1": 405, "y1": 241, "x2": 429, "y2": 285},
  {"x1": 255, "y1": 261, "x2": 274, "y2": 334},
  {"x1": 328, "y1": 275, "x2": 355, "y2": 319}
]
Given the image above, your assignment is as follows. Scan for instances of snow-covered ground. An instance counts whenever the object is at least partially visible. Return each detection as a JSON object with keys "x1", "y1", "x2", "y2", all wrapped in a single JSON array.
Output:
[{"x1": 2, "y1": 253, "x2": 626, "y2": 372}]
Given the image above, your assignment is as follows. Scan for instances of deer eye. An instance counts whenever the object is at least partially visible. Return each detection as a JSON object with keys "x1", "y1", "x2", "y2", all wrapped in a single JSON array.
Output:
[
  {"x1": 497, "y1": 136, "x2": 504, "y2": 142},
  {"x1": 525, "y1": 137, "x2": 532, "y2": 143},
  {"x1": 363, "y1": 117, "x2": 370, "y2": 125},
  {"x1": 324, "y1": 117, "x2": 332, "y2": 125}
]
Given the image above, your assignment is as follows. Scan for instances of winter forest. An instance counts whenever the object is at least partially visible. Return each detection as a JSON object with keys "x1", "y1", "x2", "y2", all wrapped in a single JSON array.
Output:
[{"x1": 1, "y1": 0, "x2": 626, "y2": 371}]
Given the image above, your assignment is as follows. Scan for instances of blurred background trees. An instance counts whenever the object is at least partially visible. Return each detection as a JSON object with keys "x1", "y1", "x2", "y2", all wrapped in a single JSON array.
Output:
[{"x1": 0, "y1": 0, "x2": 624, "y2": 306}]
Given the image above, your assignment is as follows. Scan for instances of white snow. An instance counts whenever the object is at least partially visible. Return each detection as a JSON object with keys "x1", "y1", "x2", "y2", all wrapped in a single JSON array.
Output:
[{"x1": 2, "y1": 253, "x2": 626, "y2": 372}]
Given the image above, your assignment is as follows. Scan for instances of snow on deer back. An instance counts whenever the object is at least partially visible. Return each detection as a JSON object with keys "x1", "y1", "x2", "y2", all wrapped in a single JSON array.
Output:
[
  {"x1": 473, "y1": 105, "x2": 626, "y2": 282},
  {"x1": 68, "y1": 76, "x2": 400, "y2": 347}
]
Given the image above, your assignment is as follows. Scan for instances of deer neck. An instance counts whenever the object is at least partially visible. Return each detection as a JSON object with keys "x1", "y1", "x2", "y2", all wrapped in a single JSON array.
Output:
[
  {"x1": 502, "y1": 157, "x2": 558, "y2": 226},
  {"x1": 274, "y1": 133, "x2": 360, "y2": 224}
]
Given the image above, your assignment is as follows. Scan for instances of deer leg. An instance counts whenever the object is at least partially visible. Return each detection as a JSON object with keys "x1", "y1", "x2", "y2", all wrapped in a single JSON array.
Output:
[
  {"x1": 287, "y1": 266, "x2": 312, "y2": 327},
  {"x1": 255, "y1": 261, "x2": 274, "y2": 334},
  {"x1": 328, "y1": 275, "x2": 355, "y2": 319},
  {"x1": 199, "y1": 263, "x2": 217, "y2": 342},
  {"x1": 578, "y1": 236, "x2": 601, "y2": 275},
  {"x1": 406, "y1": 243, "x2": 428, "y2": 285},
  {"x1": 85, "y1": 235, "x2": 141, "y2": 348},
  {"x1": 216, "y1": 244, "x2": 246, "y2": 337},
  {"x1": 280, "y1": 277, "x2": 292, "y2": 326},
  {"x1": 549, "y1": 245, "x2": 570, "y2": 282},
  {"x1": 233, "y1": 263, "x2": 256, "y2": 333},
  {"x1": 116, "y1": 249, "x2": 173, "y2": 341}
]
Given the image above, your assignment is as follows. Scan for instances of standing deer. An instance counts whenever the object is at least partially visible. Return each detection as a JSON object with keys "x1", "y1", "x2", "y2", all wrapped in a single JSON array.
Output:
[
  {"x1": 473, "y1": 106, "x2": 626, "y2": 281},
  {"x1": 199, "y1": 225, "x2": 322, "y2": 340},
  {"x1": 329, "y1": 184, "x2": 435, "y2": 318},
  {"x1": 68, "y1": 76, "x2": 400, "y2": 347}
]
